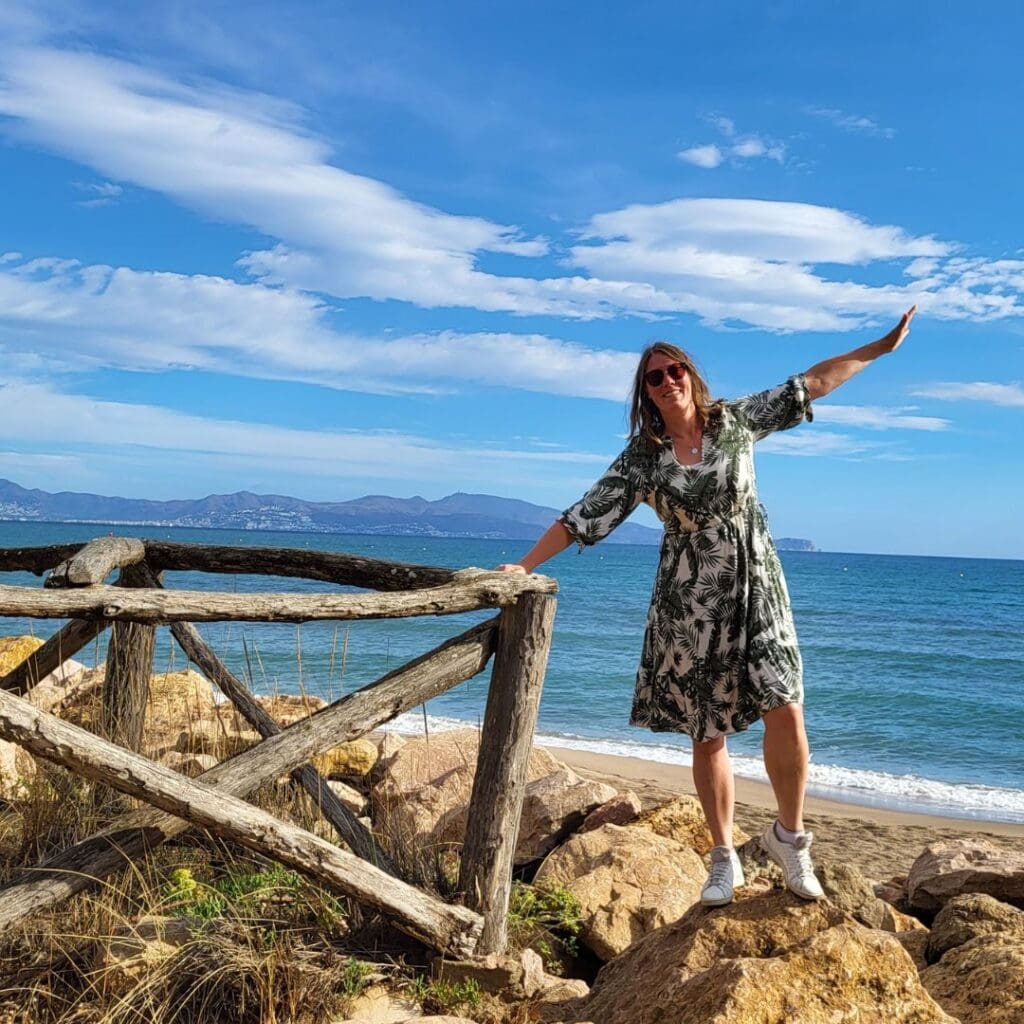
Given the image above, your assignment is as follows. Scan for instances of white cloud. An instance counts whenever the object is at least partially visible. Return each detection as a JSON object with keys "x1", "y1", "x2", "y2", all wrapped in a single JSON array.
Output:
[
  {"x1": 759, "y1": 430, "x2": 875, "y2": 457},
  {"x1": 813, "y1": 404, "x2": 950, "y2": 431},
  {"x1": 0, "y1": 255, "x2": 636, "y2": 400},
  {"x1": 911, "y1": 382, "x2": 1024, "y2": 407},
  {"x1": 731, "y1": 138, "x2": 765, "y2": 158},
  {"x1": 1, "y1": 47, "x2": 1022, "y2": 331},
  {"x1": 678, "y1": 144, "x2": 724, "y2": 168},
  {"x1": 0, "y1": 381, "x2": 614, "y2": 486},
  {"x1": 806, "y1": 106, "x2": 895, "y2": 139}
]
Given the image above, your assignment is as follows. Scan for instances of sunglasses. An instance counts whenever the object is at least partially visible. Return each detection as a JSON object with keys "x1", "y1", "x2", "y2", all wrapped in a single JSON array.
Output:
[{"x1": 644, "y1": 362, "x2": 688, "y2": 388}]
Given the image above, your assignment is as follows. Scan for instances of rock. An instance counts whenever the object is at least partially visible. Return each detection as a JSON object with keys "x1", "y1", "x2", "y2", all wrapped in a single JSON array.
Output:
[
  {"x1": 878, "y1": 903, "x2": 927, "y2": 934},
  {"x1": 579, "y1": 791, "x2": 641, "y2": 832},
  {"x1": 94, "y1": 915, "x2": 203, "y2": 996},
  {"x1": 256, "y1": 692, "x2": 326, "y2": 726},
  {"x1": 921, "y1": 933, "x2": 1024, "y2": 1024},
  {"x1": 402, "y1": 1018, "x2": 473, "y2": 1024},
  {"x1": 371, "y1": 728, "x2": 564, "y2": 858},
  {"x1": 328, "y1": 780, "x2": 369, "y2": 815},
  {"x1": 816, "y1": 861, "x2": 888, "y2": 929},
  {"x1": 431, "y1": 948, "x2": 545, "y2": 1000},
  {"x1": 907, "y1": 839, "x2": 1024, "y2": 912},
  {"x1": 874, "y1": 874, "x2": 908, "y2": 907},
  {"x1": 315, "y1": 738, "x2": 379, "y2": 779},
  {"x1": 500, "y1": 769, "x2": 617, "y2": 864},
  {"x1": 534, "y1": 823, "x2": 707, "y2": 960},
  {"x1": 897, "y1": 928, "x2": 931, "y2": 971},
  {"x1": 160, "y1": 750, "x2": 218, "y2": 777},
  {"x1": 147, "y1": 670, "x2": 217, "y2": 734},
  {"x1": 925, "y1": 891, "x2": 1024, "y2": 964},
  {"x1": 0, "y1": 635, "x2": 44, "y2": 675},
  {"x1": 636, "y1": 795, "x2": 749, "y2": 855},
  {"x1": 340, "y1": 983, "x2": 421, "y2": 1022},
  {"x1": 578, "y1": 891, "x2": 953, "y2": 1024},
  {"x1": 174, "y1": 720, "x2": 261, "y2": 759},
  {"x1": 529, "y1": 976, "x2": 590, "y2": 1023}
]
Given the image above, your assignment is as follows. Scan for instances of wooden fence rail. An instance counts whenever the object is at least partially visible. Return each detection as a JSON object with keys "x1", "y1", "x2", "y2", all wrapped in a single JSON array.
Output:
[{"x1": 0, "y1": 536, "x2": 558, "y2": 957}]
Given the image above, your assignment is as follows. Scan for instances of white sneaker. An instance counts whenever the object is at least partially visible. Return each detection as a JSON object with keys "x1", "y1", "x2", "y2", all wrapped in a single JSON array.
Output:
[
  {"x1": 700, "y1": 846, "x2": 745, "y2": 907},
  {"x1": 761, "y1": 823, "x2": 825, "y2": 901}
]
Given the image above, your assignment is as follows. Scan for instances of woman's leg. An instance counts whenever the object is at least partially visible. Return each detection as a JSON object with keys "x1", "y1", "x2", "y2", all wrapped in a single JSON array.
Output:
[
  {"x1": 691, "y1": 735, "x2": 734, "y2": 847},
  {"x1": 761, "y1": 703, "x2": 809, "y2": 831}
]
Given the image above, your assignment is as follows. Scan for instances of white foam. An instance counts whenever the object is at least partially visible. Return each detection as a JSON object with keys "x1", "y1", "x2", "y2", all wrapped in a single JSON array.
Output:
[{"x1": 385, "y1": 711, "x2": 1024, "y2": 825}]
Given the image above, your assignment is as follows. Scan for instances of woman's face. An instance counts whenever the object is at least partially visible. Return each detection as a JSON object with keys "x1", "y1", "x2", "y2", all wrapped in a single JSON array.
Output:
[{"x1": 644, "y1": 352, "x2": 695, "y2": 421}]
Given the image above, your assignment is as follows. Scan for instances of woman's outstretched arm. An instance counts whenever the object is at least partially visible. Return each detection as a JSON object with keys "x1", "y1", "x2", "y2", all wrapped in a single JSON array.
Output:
[
  {"x1": 804, "y1": 305, "x2": 917, "y2": 401},
  {"x1": 496, "y1": 520, "x2": 574, "y2": 573}
]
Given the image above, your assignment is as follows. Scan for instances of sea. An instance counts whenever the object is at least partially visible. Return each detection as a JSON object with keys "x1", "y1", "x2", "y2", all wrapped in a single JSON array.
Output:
[{"x1": 2, "y1": 521, "x2": 1022, "y2": 824}]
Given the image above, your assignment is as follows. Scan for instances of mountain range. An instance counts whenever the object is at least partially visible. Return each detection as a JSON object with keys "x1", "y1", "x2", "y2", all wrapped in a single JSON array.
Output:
[{"x1": 0, "y1": 478, "x2": 815, "y2": 550}]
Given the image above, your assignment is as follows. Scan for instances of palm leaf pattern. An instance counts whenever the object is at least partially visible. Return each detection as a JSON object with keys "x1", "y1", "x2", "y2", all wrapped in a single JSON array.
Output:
[{"x1": 560, "y1": 374, "x2": 813, "y2": 741}]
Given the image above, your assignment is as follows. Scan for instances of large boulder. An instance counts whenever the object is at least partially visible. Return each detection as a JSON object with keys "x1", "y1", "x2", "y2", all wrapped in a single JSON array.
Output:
[
  {"x1": 636, "y1": 796, "x2": 749, "y2": 855},
  {"x1": 907, "y1": 839, "x2": 1024, "y2": 913},
  {"x1": 926, "y1": 892, "x2": 1024, "y2": 964},
  {"x1": 0, "y1": 635, "x2": 44, "y2": 676},
  {"x1": 370, "y1": 729, "x2": 568, "y2": 860},
  {"x1": 534, "y1": 822, "x2": 707, "y2": 960},
  {"x1": 576, "y1": 891, "x2": 954, "y2": 1024},
  {"x1": 579, "y1": 790, "x2": 642, "y2": 832},
  {"x1": 145, "y1": 670, "x2": 218, "y2": 753},
  {"x1": 816, "y1": 861, "x2": 889, "y2": 929},
  {"x1": 921, "y1": 933, "x2": 1024, "y2": 1024}
]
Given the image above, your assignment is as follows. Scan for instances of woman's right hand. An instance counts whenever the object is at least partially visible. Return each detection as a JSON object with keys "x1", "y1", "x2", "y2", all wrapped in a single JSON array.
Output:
[{"x1": 495, "y1": 563, "x2": 528, "y2": 573}]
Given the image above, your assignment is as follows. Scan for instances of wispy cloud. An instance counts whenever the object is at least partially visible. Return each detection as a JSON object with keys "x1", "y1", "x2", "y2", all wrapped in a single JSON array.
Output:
[
  {"x1": 911, "y1": 382, "x2": 1024, "y2": 407},
  {"x1": 678, "y1": 114, "x2": 785, "y2": 169},
  {"x1": 678, "y1": 144, "x2": 724, "y2": 169},
  {"x1": 813, "y1": 404, "x2": 950, "y2": 431},
  {"x1": 2, "y1": 47, "x2": 1023, "y2": 332},
  {"x1": 72, "y1": 179, "x2": 123, "y2": 207},
  {"x1": 0, "y1": 254, "x2": 636, "y2": 399},
  {"x1": 805, "y1": 106, "x2": 895, "y2": 139},
  {"x1": 0, "y1": 381, "x2": 615, "y2": 493},
  {"x1": 759, "y1": 430, "x2": 876, "y2": 457}
]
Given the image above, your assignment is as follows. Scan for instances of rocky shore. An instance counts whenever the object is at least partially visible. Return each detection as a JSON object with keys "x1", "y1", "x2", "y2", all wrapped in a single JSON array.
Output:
[{"x1": 1, "y1": 634, "x2": 1023, "y2": 1023}]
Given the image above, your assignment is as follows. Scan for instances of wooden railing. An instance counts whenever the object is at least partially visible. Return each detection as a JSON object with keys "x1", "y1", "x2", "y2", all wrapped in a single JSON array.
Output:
[{"x1": 0, "y1": 538, "x2": 558, "y2": 957}]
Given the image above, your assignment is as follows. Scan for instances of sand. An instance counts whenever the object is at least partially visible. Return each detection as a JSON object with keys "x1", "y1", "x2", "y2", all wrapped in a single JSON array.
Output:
[{"x1": 541, "y1": 744, "x2": 1024, "y2": 882}]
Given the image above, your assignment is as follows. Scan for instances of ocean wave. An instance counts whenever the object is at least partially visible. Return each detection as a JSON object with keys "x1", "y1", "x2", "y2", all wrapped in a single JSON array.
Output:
[{"x1": 385, "y1": 711, "x2": 1024, "y2": 825}]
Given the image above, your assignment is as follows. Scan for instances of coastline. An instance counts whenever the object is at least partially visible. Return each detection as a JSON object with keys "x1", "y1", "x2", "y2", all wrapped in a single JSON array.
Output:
[{"x1": 542, "y1": 742, "x2": 1024, "y2": 880}]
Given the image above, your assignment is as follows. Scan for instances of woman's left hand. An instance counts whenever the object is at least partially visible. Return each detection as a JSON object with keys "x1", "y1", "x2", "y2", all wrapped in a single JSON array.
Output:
[{"x1": 879, "y1": 304, "x2": 917, "y2": 354}]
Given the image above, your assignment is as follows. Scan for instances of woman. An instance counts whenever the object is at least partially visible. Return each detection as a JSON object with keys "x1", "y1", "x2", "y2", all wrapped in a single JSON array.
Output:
[{"x1": 497, "y1": 306, "x2": 917, "y2": 906}]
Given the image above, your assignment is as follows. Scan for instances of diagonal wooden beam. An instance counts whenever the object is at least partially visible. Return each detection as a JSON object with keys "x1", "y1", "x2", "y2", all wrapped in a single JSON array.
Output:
[
  {"x1": 0, "y1": 616, "x2": 497, "y2": 936},
  {"x1": 0, "y1": 618, "x2": 106, "y2": 695},
  {"x1": 0, "y1": 687, "x2": 483, "y2": 956}
]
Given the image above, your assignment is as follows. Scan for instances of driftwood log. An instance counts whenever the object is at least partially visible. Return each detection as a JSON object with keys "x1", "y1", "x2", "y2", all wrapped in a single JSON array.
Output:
[
  {"x1": 459, "y1": 593, "x2": 556, "y2": 953},
  {"x1": 0, "y1": 618, "x2": 105, "y2": 694},
  {"x1": 0, "y1": 617, "x2": 497, "y2": 935},
  {"x1": 45, "y1": 537, "x2": 146, "y2": 588},
  {"x1": 0, "y1": 571, "x2": 557, "y2": 623},
  {"x1": 144, "y1": 541, "x2": 456, "y2": 591},
  {"x1": 144, "y1": 556, "x2": 394, "y2": 871},
  {"x1": 0, "y1": 544, "x2": 82, "y2": 575},
  {"x1": 0, "y1": 687, "x2": 483, "y2": 956}
]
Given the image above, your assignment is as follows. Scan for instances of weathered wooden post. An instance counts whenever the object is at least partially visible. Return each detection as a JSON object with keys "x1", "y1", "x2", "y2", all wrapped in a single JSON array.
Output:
[
  {"x1": 99, "y1": 564, "x2": 156, "y2": 755},
  {"x1": 459, "y1": 591, "x2": 556, "y2": 954}
]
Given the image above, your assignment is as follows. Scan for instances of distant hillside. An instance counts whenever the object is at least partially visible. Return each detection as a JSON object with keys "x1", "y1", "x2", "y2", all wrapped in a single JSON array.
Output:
[
  {"x1": 775, "y1": 537, "x2": 818, "y2": 552},
  {"x1": 0, "y1": 478, "x2": 663, "y2": 545}
]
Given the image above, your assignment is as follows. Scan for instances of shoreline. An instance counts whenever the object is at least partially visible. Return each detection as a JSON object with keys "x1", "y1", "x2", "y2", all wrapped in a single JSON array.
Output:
[{"x1": 542, "y1": 742, "x2": 1024, "y2": 880}]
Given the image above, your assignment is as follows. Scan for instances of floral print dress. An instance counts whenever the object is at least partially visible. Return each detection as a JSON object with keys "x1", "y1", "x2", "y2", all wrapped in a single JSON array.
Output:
[{"x1": 559, "y1": 375, "x2": 814, "y2": 742}]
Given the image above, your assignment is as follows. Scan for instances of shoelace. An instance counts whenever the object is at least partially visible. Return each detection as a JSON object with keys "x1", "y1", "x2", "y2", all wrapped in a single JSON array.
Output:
[
  {"x1": 706, "y1": 858, "x2": 733, "y2": 888},
  {"x1": 789, "y1": 832, "x2": 815, "y2": 874}
]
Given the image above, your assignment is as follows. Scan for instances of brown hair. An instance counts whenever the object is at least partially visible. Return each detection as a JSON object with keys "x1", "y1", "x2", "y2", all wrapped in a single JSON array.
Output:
[{"x1": 628, "y1": 341, "x2": 723, "y2": 452}]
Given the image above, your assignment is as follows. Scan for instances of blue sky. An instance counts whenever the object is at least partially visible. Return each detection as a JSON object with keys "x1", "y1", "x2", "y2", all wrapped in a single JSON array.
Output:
[{"x1": 0, "y1": 1, "x2": 1022, "y2": 558}]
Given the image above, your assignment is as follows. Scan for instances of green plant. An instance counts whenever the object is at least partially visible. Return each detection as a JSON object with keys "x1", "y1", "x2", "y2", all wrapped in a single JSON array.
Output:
[
  {"x1": 338, "y1": 956, "x2": 374, "y2": 1000},
  {"x1": 507, "y1": 881, "x2": 584, "y2": 969},
  {"x1": 422, "y1": 976, "x2": 483, "y2": 1014}
]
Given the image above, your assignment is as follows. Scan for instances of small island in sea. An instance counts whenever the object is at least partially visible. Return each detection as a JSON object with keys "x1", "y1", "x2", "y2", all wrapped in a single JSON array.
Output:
[{"x1": 775, "y1": 537, "x2": 818, "y2": 552}]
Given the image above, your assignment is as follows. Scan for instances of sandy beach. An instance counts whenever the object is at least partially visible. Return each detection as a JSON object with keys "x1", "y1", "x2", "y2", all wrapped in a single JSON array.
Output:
[{"x1": 542, "y1": 744, "x2": 1024, "y2": 881}]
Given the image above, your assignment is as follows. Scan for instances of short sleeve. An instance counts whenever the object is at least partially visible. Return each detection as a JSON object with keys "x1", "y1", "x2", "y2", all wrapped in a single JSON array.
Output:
[
  {"x1": 729, "y1": 373, "x2": 814, "y2": 442},
  {"x1": 559, "y1": 443, "x2": 649, "y2": 551}
]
